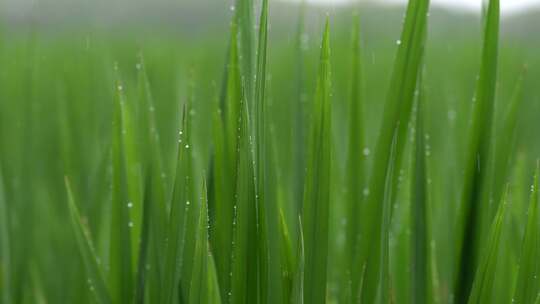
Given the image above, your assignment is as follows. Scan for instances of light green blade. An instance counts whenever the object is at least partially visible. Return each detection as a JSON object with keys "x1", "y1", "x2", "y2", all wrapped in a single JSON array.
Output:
[
  {"x1": 65, "y1": 177, "x2": 111, "y2": 304},
  {"x1": 467, "y1": 187, "x2": 509, "y2": 304},
  {"x1": 343, "y1": 13, "x2": 365, "y2": 304},
  {"x1": 109, "y1": 73, "x2": 133, "y2": 304},
  {"x1": 357, "y1": 0, "x2": 430, "y2": 301},
  {"x1": 513, "y1": 163, "x2": 540, "y2": 304},
  {"x1": 230, "y1": 96, "x2": 258, "y2": 304},
  {"x1": 189, "y1": 180, "x2": 221, "y2": 304},
  {"x1": 162, "y1": 99, "x2": 194, "y2": 304},
  {"x1": 302, "y1": 18, "x2": 332, "y2": 304},
  {"x1": 454, "y1": 0, "x2": 500, "y2": 300},
  {"x1": 0, "y1": 169, "x2": 11, "y2": 304}
]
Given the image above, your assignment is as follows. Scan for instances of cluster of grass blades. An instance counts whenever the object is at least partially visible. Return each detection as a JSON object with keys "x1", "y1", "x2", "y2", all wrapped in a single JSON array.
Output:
[{"x1": 2, "y1": 0, "x2": 540, "y2": 303}]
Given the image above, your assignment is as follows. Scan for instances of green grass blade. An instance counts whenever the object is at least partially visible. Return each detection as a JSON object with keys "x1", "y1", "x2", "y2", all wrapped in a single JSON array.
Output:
[
  {"x1": 230, "y1": 97, "x2": 258, "y2": 304},
  {"x1": 162, "y1": 100, "x2": 194, "y2": 304},
  {"x1": 358, "y1": 0, "x2": 430, "y2": 301},
  {"x1": 189, "y1": 180, "x2": 221, "y2": 304},
  {"x1": 455, "y1": 0, "x2": 500, "y2": 300},
  {"x1": 291, "y1": 217, "x2": 305, "y2": 304},
  {"x1": 253, "y1": 1, "x2": 283, "y2": 303},
  {"x1": 136, "y1": 55, "x2": 168, "y2": 303},
  {"x1": 110, "y1": 74, "x2": 133, "y2": 304},
  {"x1": 64, "y1": 177, "x2": 111, "y2": 304},
  {"x1": 490, "y1": 69, "x2": 526, "y2": 214},
  {"x1": 134, "y1": 176, "x2": 153, "y2": 304},
  {"x1": 0, "y1": 169, "x2": 11, "y2": 304},
  {"x1": 292, "y1": 0, "x2": 308, "y2": 210},
  {"x1": 344, "y1": 14, "x2": 365, "y2": 303},
  {"x1": 467, "y1": 186, "x2": 509, "y2": 304},
  {"x1": 210, "y1": 20, "x2": 243, "y2": 302},
  {"x1": 513, "y1": 163, "x2": 540, "y2": 304},
  {"x1": 234, "y1": 0, "x2": 255, "y2": 106},
  {"x1": 302, "y1": 19, "x2": 332, "y2": 304},
  {"x1": 411, "y1": 89, "x2": 429, "y2": 304}
]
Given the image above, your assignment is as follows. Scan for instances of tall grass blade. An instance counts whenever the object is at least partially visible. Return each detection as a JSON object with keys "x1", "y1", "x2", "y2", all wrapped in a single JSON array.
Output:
[
  {"x1": 234, "y1": 0, "x2": 255, "y2": 107},
  {"x1": 189, "y1": 180, "x2": 221, "y2": 304},
  {"x1": 137, "y1": 55, "x2": 168, "y2": 303},
  {"x1": 411, "y1": 88, "x2": 429, "y2": 304},
  {"x1": 467, "y1": 187, "x2": 509, "y2": 304},
  {"x1": 513, "y1": 163, "x2": 540, "y2": 304},
  {"x1": 253, "y1": 1, "x2": 283, "y2": 303},
  {"x1": 302, "y1": 19, "x2": 332, "y2": 304},
  {"x1": 162, "y1": 100, "x2": 194, "y2": 304},
  {"x1": 344, "y1": 13, "x2": 365, "y2": 303},
  {"x1": 358, "y1": 0, "x2": 430, "y2": 301},
  {"x1": 110, "y1": 74, "x2": 133, "y2": 304},
  {"x1": 291, "y1": 217, "x2": 305, "y2": 304},
  {"x1": 64, "y1": 177, "x2": 111, "y2": 304},
  {"x1": 0, "y1": 169, "x2": 10, "y2": 304},
  {"x1": 455, "y1": 0, "x2": 500, "y2": 300},
  {"x1": 230, "y1": 97, "x2": 258, "y2": 304},
  {"x1": 210, "y1": 19, "x2": 243, "y2": 302}
]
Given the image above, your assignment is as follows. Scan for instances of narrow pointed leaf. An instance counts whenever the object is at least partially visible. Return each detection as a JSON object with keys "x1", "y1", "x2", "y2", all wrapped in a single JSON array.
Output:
[
  {"x1": 65, "y1": 177, "x2": 111, "y2": 304},
  {"x1": 302, "y1": 19, "x2": 332, "y2": 304}
]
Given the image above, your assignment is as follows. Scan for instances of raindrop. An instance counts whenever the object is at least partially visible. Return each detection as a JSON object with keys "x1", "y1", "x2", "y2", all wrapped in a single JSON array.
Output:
[
  {"x1": 185, "y1": 144, "x2": 190, "y2": 149},
  {"x1": 363, "y1": 188, "x2": 370, "y2": 197},
  {"x1": 127, "y1": 202, "x2": 133, "y2": 208},
  {"x1": 186, "y1": 201, "x2": 191, "y2": 206},
  {"x1": 396, "y1": 39, "x2": 402, "y2": 45},
  {"x1": 128, "y1": 221, "x2": 134, "y2": 228},
  {"x1": 135, "y1": 63, "x2": 141, "y2": 70},
  {"x1": 363, "y1": 147, "x2": 370, "y2": 157}
]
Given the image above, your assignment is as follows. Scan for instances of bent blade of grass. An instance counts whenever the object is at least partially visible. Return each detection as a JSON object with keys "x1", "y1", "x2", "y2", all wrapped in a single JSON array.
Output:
[
  {"x1": 357, "y1": 0, "x2": 430, "y2": 301},
  {"x1": 455, "y1": 0, "x2": 500, "y2": 300},
  {"x1": 467, "y1": 186, "x2": 509, "y2": 304},
  {"x1": 302, "y1": 19, "x2": 331, "y2": 304},
  {"x1": 64, "y1": 177, "x2": 111, "y2": 304},
  {"x1": 110, "y1": 75, "x2": 133, "y2": 304},
  {"x1": 162, "y1": 100, "x2": 194, "y2": 304},
  {"x1": 513, "y1": 162, "x2": 540, "y2": 304},
  {"x1": 0, "y1": 169, "x2": 11, "y2": 304}
]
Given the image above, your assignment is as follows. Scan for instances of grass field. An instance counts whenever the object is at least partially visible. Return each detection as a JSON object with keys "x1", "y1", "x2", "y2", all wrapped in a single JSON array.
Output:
[{"x1": 1, "y1": 0, "x2": 540, "y2": 303}]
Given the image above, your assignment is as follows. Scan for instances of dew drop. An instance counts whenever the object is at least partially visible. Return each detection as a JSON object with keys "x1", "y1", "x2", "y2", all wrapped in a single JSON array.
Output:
[
  {"x1": 127, "y1": 202, "x2": 133, "y2": 208},
  {"x1": 363, "y1": 147, "x2": 370, "y2": 157},
  {"x1": 363, "y1": 188, "x2": 370, "y2": 197},
  {"x1": 396, "y1": 39, "x2": 402, "y2": 45}
]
